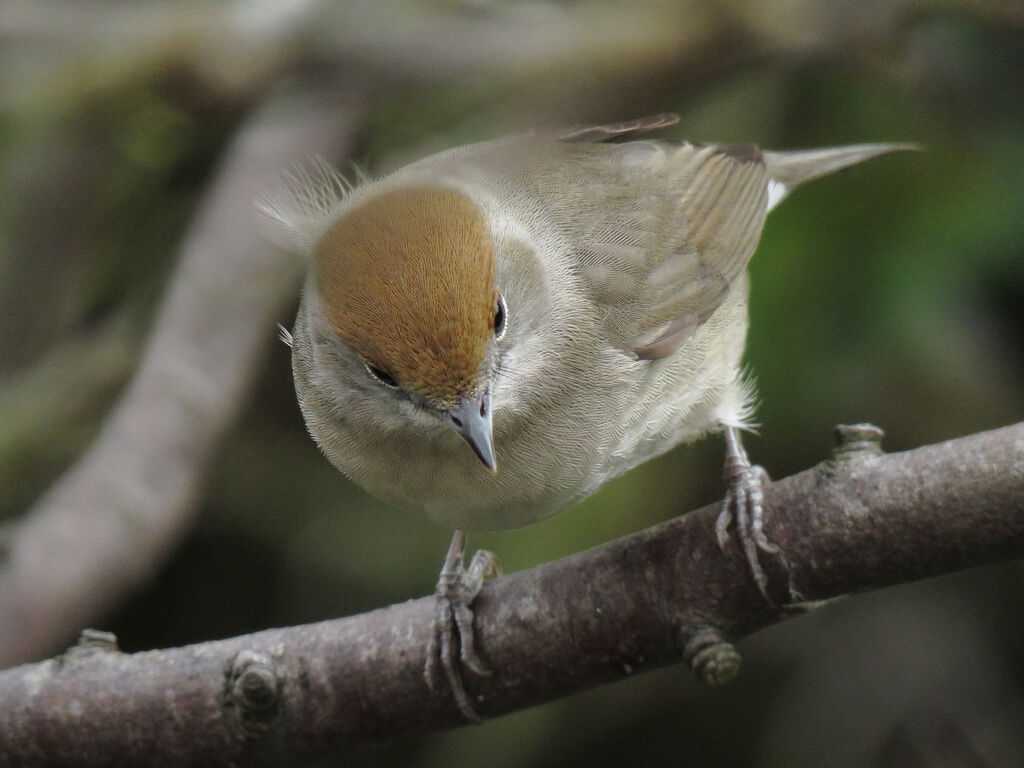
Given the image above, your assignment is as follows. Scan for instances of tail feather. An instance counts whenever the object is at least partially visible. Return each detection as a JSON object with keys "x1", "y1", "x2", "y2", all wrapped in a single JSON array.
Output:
[{"x1": 764, "y1": 143, "x2": 919, "y2": 211}]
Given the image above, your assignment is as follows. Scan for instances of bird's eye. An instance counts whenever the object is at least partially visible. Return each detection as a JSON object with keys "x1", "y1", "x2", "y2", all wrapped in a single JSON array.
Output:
[
  {"x1": 493, "y1": 293, "x2": 508, "y2": 340},
  {"x1": 365, "y1": 363, "x2": 399, "y2": 389}
]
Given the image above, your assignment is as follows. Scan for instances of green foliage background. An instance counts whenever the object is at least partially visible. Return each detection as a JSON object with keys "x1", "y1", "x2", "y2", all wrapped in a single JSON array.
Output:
[{"x1": 2, "y1": 2, "x2": 1022, "y2": 765}]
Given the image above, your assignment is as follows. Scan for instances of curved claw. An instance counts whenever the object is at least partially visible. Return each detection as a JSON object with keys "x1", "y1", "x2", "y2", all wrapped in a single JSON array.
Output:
[
  {"x1": 423, "y1": 532, "x2": 499, "y2": 723},
  {"x1": 715, "y1": 428, "x2": 795, "y2": 603}
]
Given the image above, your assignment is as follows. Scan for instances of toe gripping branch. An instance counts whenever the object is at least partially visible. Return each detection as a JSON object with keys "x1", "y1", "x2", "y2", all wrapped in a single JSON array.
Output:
[
  {"x1": 715, "y1": 426, "x2": 797, "y2": 603},
  {"x1": 424, "y1": 529, "x2": 499, "y2": 723}
]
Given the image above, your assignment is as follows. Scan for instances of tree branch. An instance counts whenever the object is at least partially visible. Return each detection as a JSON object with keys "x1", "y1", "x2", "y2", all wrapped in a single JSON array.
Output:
[
  {"x1": 1, "y1": 422, "x2": 1021, "y2": 767},
  {"x1": 0, "y1": 85, "x2": 367, "y2": 669}
]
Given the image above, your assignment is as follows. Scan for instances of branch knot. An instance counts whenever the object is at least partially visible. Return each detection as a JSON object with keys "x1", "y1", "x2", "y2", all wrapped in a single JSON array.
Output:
[
  {"x1": 225, "y1": 650, "x2": 282, "y2": 740},
  {"x1": 60, "y1": 629, "x2": 120, "y2": 668},
  {"x1": 678, "y1": 626, "x2": 741, "y2": 686},
  {"x1": 832, "y1": 423, "x2": 885, "y2": 459}
]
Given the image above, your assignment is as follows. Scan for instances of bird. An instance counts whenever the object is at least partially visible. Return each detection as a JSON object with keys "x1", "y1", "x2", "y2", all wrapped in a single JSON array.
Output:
[{"x1": 259, "y1": 114, "x2": 912, "y2": 721}]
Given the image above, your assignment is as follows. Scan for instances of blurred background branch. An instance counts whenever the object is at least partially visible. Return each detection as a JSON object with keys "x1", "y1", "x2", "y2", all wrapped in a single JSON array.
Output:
[
  {"x1": 1, "y1": 1, "x2": 1022, "y2": 767},
  {"x1": 0, "y1": 83, "x2": 366, "y2": 668},
  {"x1": 0, "y1": 422, "x2": 1021, "y2": 767}
]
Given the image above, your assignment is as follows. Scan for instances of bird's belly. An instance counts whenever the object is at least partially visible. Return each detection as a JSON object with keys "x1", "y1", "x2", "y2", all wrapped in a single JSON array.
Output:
[
  {"x1": 344, "y1": 427, "x2": 603, "y2": 531},
  {"x1": 336, "y1": 365, "x2": 731, "y2": 532}
]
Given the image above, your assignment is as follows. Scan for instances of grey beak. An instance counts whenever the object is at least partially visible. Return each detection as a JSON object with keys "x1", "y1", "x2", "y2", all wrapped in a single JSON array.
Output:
[{"x1": 447, "y1": 393, "x2": 496, "y2": 473}]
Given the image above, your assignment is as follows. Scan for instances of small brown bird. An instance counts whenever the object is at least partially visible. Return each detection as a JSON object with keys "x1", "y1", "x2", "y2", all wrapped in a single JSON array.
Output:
[{"x1": 261, "y1": 114, "x2": 913, "y2": 720}]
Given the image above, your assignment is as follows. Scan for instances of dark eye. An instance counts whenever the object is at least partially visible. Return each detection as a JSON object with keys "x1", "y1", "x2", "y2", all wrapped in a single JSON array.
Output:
[
  {"x1": 365, "y1": 363, "x2": 399, "y2": 389},
  {"x1": 493, "y1": 293, "x2": 508, "y2": 340}
]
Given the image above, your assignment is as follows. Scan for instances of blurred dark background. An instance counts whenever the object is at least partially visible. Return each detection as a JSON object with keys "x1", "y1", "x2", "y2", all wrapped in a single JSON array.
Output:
[{"x1": 1, "y1": 1, "x2": 1022, "y2": 766}]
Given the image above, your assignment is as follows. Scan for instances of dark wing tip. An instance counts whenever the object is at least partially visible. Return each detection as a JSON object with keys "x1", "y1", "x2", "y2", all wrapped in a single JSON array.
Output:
[
  {"x1": 560, "y1": 113, "x2": 680, "y2": 144},
  {"x1": 714, "y1": 143, "x2": 764, "y2": 163}
]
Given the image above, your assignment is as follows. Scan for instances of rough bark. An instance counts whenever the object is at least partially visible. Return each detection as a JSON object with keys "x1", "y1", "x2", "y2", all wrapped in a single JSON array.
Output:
[{"x1": 0, "y1": 422, "x2": 1021, "y2": 767}]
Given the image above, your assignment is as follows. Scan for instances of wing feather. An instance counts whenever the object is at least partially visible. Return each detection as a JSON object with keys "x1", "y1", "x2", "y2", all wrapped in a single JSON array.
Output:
[
  {"x1": 559, "y1": 113, "x2": 680, "y2": 143},
  {"x1": 531, "y1": 134, "x2": 769, "y2": 358},
  {"x1": 347, "y1": 118, "x2": 908, "y2": 362}
]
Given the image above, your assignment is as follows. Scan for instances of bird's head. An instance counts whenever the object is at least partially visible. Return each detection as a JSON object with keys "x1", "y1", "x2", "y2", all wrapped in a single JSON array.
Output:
[{"x1": 314, "y1": 186, "x2": 506, "y2": 472}]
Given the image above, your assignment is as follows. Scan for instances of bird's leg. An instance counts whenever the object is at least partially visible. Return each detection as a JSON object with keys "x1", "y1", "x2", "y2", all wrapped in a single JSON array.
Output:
[
  {"x1": 424, "y1": 529, "x2": 498, "y2": 722},
  {"x1": 715, "y1": 426, "x2": 793, "y2": 602}
]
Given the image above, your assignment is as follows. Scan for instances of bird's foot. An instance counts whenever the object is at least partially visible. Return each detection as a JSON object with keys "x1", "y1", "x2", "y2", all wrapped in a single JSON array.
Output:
[
  {"x1": 424, "y1": 530, "x2": 499, "y2": 723},
  {"x1": 715, "y1": 427, "x2": 797, "y2": 603}
]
